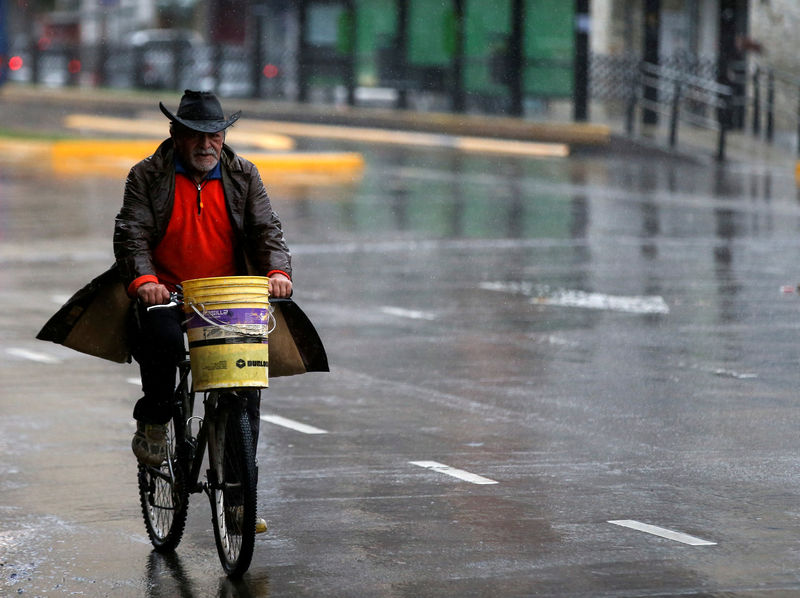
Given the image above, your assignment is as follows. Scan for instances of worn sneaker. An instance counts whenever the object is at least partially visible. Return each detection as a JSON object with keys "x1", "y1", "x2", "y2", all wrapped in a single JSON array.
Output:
[{"x1": 131, "y1": 421, "x2": 168, "y2": 467}]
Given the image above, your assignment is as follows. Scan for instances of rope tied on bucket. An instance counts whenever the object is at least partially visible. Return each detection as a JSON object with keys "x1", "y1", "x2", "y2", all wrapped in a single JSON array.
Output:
[{"x1": 185, "y1": 295, "x2": 277, "y2": 338}]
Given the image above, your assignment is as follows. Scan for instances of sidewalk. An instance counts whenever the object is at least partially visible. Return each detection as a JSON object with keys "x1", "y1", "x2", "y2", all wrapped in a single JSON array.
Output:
[{"x1": 591, "y1": 109, "x2": 798, "y2": 171}]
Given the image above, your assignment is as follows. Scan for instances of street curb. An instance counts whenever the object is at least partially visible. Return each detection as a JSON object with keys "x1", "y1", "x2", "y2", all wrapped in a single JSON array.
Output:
[
  {"x1": 0, "y1": 137, "x2": 364, "y2": 180},
  {"x1": 1, "y1": 83, "x2": 611, "y2": 147}
]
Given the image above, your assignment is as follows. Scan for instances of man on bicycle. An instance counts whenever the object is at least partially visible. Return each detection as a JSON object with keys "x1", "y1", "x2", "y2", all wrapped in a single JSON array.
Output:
[{"x1": 114, "y1": 90, "x2": 292, "y2": 479}]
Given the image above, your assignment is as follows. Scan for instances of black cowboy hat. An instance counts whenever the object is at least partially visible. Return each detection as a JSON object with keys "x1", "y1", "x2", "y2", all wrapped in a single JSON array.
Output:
[{"x1": 159, "y1": 90, "x2": 241, "y2": 133}]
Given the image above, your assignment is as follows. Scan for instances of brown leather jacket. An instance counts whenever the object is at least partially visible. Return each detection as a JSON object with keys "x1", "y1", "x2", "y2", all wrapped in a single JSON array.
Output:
[{"x1": 113, "y1": 138, "x2": 291, "y2": 290}]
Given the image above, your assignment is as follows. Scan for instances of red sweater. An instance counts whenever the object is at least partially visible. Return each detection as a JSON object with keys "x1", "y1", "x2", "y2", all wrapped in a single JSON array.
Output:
[{"x1": 128, "y1": 173, "x2": 235, "y2": 295}]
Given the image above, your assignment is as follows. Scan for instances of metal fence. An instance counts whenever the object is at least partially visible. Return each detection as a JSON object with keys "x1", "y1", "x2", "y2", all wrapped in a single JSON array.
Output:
[
  {"x1": 590, "y1": 53, "x2": 733, "y2": 159},
  {"x1": 590, "y1": 53, "x2": 720, "y2": 101},
  {"x1": 744, "y1": 64, "x2": 800, "y2": 153},
  {"x1": 591, "y1": 51, "x2": 800, "y2": 159}
]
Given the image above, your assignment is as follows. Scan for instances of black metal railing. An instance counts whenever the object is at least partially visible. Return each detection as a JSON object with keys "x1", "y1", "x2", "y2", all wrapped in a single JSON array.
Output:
[
  {"x1": 621, "y1": 60, "x2": 733, "y2": 160},
  {"x1": 747, "y1": 64, "x2": 800, "y2": 154}
]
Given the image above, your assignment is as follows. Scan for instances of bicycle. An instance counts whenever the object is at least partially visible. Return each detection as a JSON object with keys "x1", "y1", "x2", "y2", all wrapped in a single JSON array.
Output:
[{"x1": 137, "y1": 292, "x2": 267, "y2": 578}]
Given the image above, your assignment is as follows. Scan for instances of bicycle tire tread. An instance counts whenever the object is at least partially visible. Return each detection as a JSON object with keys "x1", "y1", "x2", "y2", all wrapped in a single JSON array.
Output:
[{"x1": 210, "y1": 403, "x2": 258, "y2": 577}]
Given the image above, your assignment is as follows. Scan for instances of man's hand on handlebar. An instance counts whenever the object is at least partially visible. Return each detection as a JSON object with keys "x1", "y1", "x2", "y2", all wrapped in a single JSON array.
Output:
[
  {"x1": 138, "y1": 276, "x2": 291, "y2": 304},
  {"x1": 269, "y1": 273, "x2": 292, "y2": 299},
  {"x1": 137, "y1": 282, "x2": 171, "y2": 306}
]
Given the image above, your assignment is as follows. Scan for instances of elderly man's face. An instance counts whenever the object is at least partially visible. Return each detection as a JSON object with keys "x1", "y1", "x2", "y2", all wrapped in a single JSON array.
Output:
[{"x1": 172, "y1": 127, "x2": 224, "y2": 180}]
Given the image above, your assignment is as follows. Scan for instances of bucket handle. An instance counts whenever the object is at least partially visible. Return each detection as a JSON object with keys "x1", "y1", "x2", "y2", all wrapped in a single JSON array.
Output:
[{"x1": 187, "y1": 301, "x2": 277, "y2": 337}]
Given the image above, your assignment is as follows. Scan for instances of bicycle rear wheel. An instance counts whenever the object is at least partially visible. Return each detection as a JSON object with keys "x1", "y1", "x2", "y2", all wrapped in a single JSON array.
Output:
[
  {"x1": 208, "y1": 399, "x2": 258, "y2": 577},
  {"x1": 137, "y1": 418, "x2": 189, "y2": 552}
]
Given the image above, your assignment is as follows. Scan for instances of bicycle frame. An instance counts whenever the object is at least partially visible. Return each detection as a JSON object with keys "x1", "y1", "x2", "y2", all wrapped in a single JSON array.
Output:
[{"x1": 169, "y1": 357, "x2": 231, "y2": 499}]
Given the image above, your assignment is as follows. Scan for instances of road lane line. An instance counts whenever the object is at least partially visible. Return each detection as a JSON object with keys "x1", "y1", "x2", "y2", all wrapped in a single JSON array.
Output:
[
  {"x1": 542, "y1": 290, "x2": 669, "y2": 314},
  {"x1": 6, "y1": 348, "x2": 60, "y2": 364},
  {"x1": 260, "y1": 414, "x2": 328, "y2": 435},
  {"x1": 480, "y1": 282, "x2": 669, "y2": 315},
  {"x1": 608, "y1": 520, "x2": 716, "y2": 546},
  {"x1": 381, "y1": 306, "x2": 437, "y2": 320},
  {"x1": 409, "y1": 461, "x2": 498, "y2": 485}
]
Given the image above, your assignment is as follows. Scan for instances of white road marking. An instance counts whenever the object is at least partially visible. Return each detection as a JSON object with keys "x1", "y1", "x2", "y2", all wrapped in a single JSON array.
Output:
[
  {"x1": 480, "y1": 282, "x2": 669, "y2": 315},
  {"x1": 409, "y1": 461, "x2": 498, "y2": 485},
  {"x1": 6, "y1": 348, "x2": 61, "y2": 364},
  {"x1": 713, "y1": 368, "x2": 757, "y2": 379},
  {"x1": 380, "y1": 306, "x2": 437, "y2": 321},
  {"x1": 542, "y1": 290, "x2": 669, "y2": 314},
  {"x1": 260, "y1": 414, "x2": 328, "y2": 435},
  {"x1": 608, "y1": 520, "x2": 716, "y2": 546}
]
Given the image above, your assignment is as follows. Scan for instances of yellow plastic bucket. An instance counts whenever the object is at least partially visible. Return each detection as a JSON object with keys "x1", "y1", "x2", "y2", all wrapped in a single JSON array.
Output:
[{"x1": 181, "y1": 276, "x2": 271, "y2": 391}]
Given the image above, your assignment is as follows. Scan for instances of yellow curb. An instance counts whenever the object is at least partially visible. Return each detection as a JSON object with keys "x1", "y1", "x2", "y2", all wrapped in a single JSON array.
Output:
[
  {"x1": 50, "y1": 139, "x2": 159, "y2": 176},
  {"x1": 244, "y1": 152, "x2": 364, "y2": 185},
  {"x1": 453, "y1": 136, "x2": 569, "y2": 157},
  {"x1": 2, "y1": 84, "x2": 609, "y2": 146},
  {"x1": 63, "y1": 114, "x2": 296, "y2": 151},
  {"x1": 52, "y1": 138, "x2": 161, "y2": 160},
  {"x1": 0, "y1": 139, "x2": 51, "y2": 164},
  {"x1": 0, "y1": 137, "x2": 364, "y2": 182},
  {"x1": 413, "y1": 114, "x2": 611, "y2": 146},
  {"x1": 64, "y1": 113, "x2": 569, "y2": 157},
  {"x1": 244, "y1": 152, "x2": 364, "y2": 172},
  {"x1": 246, "y1": 120, "x2": 570, "y2": 157}
]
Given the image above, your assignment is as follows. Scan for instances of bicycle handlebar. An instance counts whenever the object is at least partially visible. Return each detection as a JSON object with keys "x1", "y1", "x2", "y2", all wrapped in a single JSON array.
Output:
[
  {"x1": 145, "y1": 289, "x2": 291, "y2": 312},
  {"x1": 146, "y1": 291, "x2": 183, "y2": 311}
]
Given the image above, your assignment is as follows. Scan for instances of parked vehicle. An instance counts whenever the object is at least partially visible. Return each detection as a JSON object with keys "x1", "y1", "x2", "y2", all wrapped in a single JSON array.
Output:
[{"x1": 126, "y1": 29, "x2": 213, "y2": 91}]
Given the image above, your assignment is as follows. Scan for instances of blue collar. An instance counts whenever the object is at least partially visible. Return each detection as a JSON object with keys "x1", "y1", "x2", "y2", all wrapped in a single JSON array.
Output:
[{"x1": 175, "y1": 156, "x2": 222, "y2": 181}]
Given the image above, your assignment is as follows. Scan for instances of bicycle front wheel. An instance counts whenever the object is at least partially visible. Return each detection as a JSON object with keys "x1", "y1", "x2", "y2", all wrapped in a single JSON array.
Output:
[
  {"x1": 208, "y1": 399, "x2": 258, "y2": 577},
  {"x1": 137, "y1": 419, "x2": 189, "y2": 552}
]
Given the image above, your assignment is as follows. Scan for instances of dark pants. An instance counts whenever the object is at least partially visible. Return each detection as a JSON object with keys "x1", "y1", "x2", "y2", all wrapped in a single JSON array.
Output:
[{"x1": 132, "y1": 304, "x2": 261, "y2": 443}]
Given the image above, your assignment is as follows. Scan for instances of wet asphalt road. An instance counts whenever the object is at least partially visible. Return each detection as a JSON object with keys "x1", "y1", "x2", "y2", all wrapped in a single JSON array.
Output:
[{"x1": 4, "y1": 125, "x2": 800, "y2": 597}]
